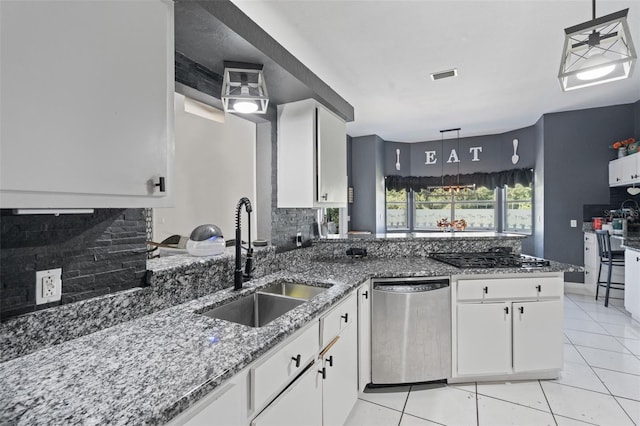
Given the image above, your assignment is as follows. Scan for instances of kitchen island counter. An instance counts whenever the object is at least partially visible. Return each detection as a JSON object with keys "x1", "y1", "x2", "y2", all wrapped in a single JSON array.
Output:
[{"x1": 0, "y1": 253, "x2": 579, "y2": 426}]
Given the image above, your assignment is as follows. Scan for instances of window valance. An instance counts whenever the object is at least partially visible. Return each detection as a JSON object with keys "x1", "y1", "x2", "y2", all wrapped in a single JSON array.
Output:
[{"x1": 385, "y1": 168, "x2": 534, "y2": 192}]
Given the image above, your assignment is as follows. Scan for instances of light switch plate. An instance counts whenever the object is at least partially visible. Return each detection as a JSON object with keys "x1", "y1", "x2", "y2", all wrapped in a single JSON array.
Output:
[
  {"x1": 35, "y1": 268, "x2": 62, "y2": 304},
  {"x1": 570, "y1": 220, "x2": 577, "y2": 228}
]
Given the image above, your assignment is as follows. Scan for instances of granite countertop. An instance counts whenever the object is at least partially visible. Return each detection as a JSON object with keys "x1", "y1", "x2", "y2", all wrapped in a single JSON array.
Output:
[
  {"x1": 584, "y1": 229, "x2": 640, "y2": 250},
  {"x1": 0, "y1": 256, "x2": 579, "y2": 425},
  {"x1": 323, "y1": 231, "x2": 527, "y2": 241}
]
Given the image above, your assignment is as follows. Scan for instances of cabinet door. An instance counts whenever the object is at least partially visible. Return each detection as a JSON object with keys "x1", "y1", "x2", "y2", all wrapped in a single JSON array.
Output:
[
  {"x1": 0, "y1": 0, "x2": 174, "y2": 208},
  {"x1": 609, "y1": 156, "x2": 638, "y2": 187},
  {"x1": 456, "y1": 303, "x2": 511, "y2": 376},
  {"x1": 624, "y1": 249, "x2": 640, "y2": 320},
  {"x1": 512, "y1": 300, "x2": 563, "y2": 372},
  {"x1": 357, "y1": 282, "x2": 372, "y2": 391},
  {"x1": 609, "y1": 160, "x2": 623, "y2": 186},
  {"x1": 179, "y1": 383, "x2": 243, "y2": 426},
  {"x1": 584, "y1": 233, "x2": 599, "y2": 289},
  {"x1": 316, "y1": 106, "x2": 347, "y2": 205},
  {"x1": 322, "y1": 324, "x2": 358, "y2": 426},
  {"x1": 251, "y1": 365, "x2": 322, "y2": 426}
]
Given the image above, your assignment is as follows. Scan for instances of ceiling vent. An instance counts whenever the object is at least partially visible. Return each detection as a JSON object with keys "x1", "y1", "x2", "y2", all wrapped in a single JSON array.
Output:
[{"x1": 430, "y1": 69, "x2": 458, "y2": 81}]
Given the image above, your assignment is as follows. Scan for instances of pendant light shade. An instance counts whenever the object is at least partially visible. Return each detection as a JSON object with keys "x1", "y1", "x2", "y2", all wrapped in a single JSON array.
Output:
[
  {"x1": 221, "y1": 62, "x2": 269, "y2": 114},
  {"x1": 559, "y1": 4, "x2": 636, "y2": 91}
]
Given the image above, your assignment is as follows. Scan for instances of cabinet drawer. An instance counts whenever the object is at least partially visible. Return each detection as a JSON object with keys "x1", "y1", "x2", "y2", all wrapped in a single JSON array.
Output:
[
  {"x1": 252, "y1": 321, "x2": 320, "y2": 411},
  {"x1": 457, "y1": 277, "x2": 562, "y2": 301},
  {"x1": 321, "y1": 293, "x2": 356, "y2": 347},
  {"x1": 251, "y1": 364, "x2": 322, "y2": 426}
]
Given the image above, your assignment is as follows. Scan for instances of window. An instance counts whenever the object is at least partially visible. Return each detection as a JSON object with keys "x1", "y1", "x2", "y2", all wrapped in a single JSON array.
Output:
[
  {"x1": 386, "y1": 189, "x2": 408, "y2": 230},
  {"x1": 504, "y1": 183, "x2": 533, "y2": 233},
  {"x1": 414, "y1": 186, "x2": 496, "y2": 230},
  {"x1": 385, "y1": 184, "x2": 532, "y2": 233}
]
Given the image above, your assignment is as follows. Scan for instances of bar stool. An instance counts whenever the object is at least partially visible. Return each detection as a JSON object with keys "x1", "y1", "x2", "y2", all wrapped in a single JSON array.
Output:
[{"x1": 594, "y1": 230, "x2": 625, "y2": 307}]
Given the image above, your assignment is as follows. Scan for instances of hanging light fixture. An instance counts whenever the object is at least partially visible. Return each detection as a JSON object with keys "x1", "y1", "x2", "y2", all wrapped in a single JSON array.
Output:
[
  {"x1": 221, "y1": 62, "x2": 269, "y2": 114},
  {"x1": 558, "y1": 0, "x2": 636, "y2": 91},
  {"x1": 439, "y1": 128, "x2": 474, "y2": 193}
]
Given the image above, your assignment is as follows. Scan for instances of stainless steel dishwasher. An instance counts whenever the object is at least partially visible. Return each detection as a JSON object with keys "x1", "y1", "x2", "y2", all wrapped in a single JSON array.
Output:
[{"x1": 371, "y1": 277, "x2": 451, "y2": 385}]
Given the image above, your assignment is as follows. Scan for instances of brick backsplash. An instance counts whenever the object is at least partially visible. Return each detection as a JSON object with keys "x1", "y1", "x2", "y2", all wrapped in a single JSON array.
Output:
[
  {"x1": 0, "y1": 209, "x2": 147, "y2": 319},
  {"x1": 271, "y1": 208, "x2": 319, "y2": 252}
]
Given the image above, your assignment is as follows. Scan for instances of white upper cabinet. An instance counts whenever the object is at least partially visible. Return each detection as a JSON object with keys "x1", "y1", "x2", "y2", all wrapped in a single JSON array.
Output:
[
  {"x1": 609, "y1": 154, "x2": 640, "y2": 187},
  {"x1": 0, "y1": 0, "x2": 174, "y2": 208},
  {"x1": 277, "y1": 99, "x2": 347, "y2": 208}
]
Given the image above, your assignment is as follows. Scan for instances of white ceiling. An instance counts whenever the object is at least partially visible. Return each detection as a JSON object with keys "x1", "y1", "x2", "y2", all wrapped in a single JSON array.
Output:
[{"x1": 232, "y1": 0, "x2": 640, "y2": 142}]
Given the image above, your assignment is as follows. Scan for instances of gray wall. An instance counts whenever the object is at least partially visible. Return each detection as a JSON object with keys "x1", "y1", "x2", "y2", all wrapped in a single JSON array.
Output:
[
  {"x1": 349, "y1": 101, "x2": 640, "y2": 275},
  {"x1": 539, "y1": 103, "x2": 637, "y2": 281},
  {"x1": 532, "y1": 116, "x2": 545, "y2": 258},
  {"x1": 384, "y1": 128, "x2": 536, "y2": 177},
  {"x1": 351, "y1": 135, "x2": 386, "y2": 233}
]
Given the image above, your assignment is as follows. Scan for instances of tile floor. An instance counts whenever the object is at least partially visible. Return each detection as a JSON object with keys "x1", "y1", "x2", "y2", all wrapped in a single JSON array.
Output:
[{"x1": 344, "y1": 292, "x2": 640, "y2": 426}]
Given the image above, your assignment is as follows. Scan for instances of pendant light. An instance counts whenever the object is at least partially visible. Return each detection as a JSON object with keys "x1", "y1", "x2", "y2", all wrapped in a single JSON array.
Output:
[
  {"x1": 439, "y1": 128, "x2": 473, "y2": 193},
  {"x1": 221, "y1": 62, "x2": 269, "y2": 114},
  {"x1": 558, "y1": 0, "x2": 636, "y2": 91}
]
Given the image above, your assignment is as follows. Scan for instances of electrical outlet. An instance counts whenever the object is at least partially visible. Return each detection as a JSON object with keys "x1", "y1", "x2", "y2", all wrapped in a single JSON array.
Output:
[
  {"x1": 36, "y1": 268, "x2": 62, "y2": 305},
  {"x1": 570, "y1": 219, "x2": 577, "y2": 228}
]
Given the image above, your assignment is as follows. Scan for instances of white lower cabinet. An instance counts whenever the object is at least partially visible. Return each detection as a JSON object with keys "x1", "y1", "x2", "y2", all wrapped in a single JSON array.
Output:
[
  {"x1": 357, "y1": 282, "x2": 371, "y2": 391},
  {"x1": 167, "y1": 372, "x2": 248, "y2": 426},
  {"x1": 625, "y1": 248, "x2": 640, "y2": 321},
  {"x1": 584, "y1": 232, "x2": 599, "y2": 291},
  {"x1": 512, "y1": 300, "x2": 563, "y2": 372},
  {"x1": 252, "y1": 292, "x2": 358, "y2": 426},
  {"x1": 251, "y1": 322, "x2": 320, "y2": 412},
  {"x1": 251, "y1": 365, "x2": 322, "y2": 426},
  {"x1": 321, "y1": 323, "x2": 358, "y2": 426},
  {"x1": 457, "y1": 302, "x2": 511, "y2": 376},
  {"x1": 453, "y1": 274, "x2": 564, "y2": 381}
]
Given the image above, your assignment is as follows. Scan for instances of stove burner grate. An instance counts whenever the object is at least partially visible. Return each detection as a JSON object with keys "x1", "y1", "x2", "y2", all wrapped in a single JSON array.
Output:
[{"x1": 430, "y1": 252, "x2": 550, "y2": 269}]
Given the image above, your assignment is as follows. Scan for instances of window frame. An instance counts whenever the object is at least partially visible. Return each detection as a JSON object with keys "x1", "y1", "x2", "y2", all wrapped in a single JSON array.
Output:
[
  {"x1": 384, "y1": 183, "x2": 533, "y2": 234},
  {"x1": 501, "y1": 183, "x2": 533, "y2": 235}
]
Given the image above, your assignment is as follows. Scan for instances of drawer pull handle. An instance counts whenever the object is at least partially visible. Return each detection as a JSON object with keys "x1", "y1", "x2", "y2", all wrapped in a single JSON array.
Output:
[
  {"x1": 637, "y1": 257, "x2": 640, "y2": 262},
  {"x1": 483, "y1": 286, "x2": 488, "y2": 294},
  {"x1": 154, "y1": 176, "x2": 166, "y2": 193},
  {"x1": 504, "y1": 307, "x2": 509, "y2": 314},
  {"x1": 536, "y1": 285, "x2": 542, "y2": 292},
  {"x1": 291, "y1": 354, "x2": 301, "y2": 368},
  {"x1": 363, "y1": 291, "x2": 369, "y2": 299},
  {"x1": 319, "y1": 367, "x2": 327, "y2": 379},
  {"x1": 341, "y1": 313, "x2": 349, "y2": 323},
  {"x1": 327, "y1": 355, "x2": 334, "y2": 367},
  {"x1": 519, "y1": 306, "x2": 524, "y2": 314}
]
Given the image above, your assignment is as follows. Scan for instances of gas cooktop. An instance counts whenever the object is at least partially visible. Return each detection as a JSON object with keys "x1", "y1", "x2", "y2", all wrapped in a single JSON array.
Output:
[{"x1": 430, "y1": 250, "x2": 550, "y2": 269}]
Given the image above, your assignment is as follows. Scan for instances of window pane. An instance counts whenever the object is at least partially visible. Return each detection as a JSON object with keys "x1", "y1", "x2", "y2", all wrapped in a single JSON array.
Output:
[
  {"x1": 414, "y1": 188, "x2": 451, "y2": 230},
  {"x1": 455, "y1": 186, "x2": 496, "y2": 230},
  {"x1": 505, "y1": 183, "x2": 532, "y2": 233},
  {"x1": 386, "y1": 189, "x2": 408, "y2": 229},
  {"x1": 326, "y1": 207, "x2": 340, "y2": 234}
]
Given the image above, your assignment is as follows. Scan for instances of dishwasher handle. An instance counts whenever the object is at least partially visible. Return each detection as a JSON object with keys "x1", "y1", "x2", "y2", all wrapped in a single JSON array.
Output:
[{"x1": 373, "y1": 280, "x2": 449, "y2": 293}]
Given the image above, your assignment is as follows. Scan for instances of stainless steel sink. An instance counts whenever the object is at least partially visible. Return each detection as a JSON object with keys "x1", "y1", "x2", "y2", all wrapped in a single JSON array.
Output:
[
  {"x1": 258, "y1": 282, "x2": 329, "y2": 300},
  {"x1": 201, "y1": 293, "x2": 304, "y2": 327}
]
